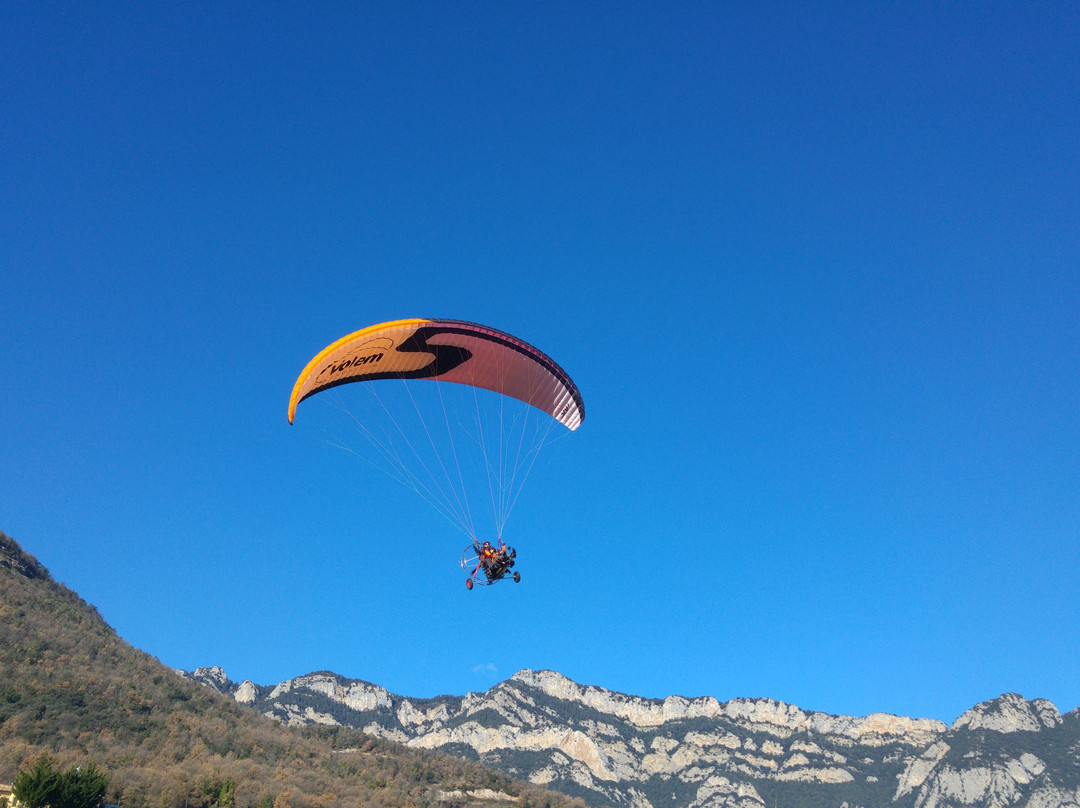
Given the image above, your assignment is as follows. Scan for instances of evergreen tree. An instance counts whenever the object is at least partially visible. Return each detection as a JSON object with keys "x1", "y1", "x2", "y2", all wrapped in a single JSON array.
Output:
[
  {"x1": 60, "y1": 764, "x2": 108, "y2": 808},
  {"x1": 12, "y1": 757, "x2": 108, "y2": 808},
  {"x1": 12, "y1": 756, "x2": 61, "y2": 808}
]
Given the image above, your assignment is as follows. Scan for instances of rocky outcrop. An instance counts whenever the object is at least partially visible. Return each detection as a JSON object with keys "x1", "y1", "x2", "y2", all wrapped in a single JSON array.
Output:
[
  {"x1": 181, "y1": 667, "x2": 1080, "y2": 808},
  {"x1": 182, "y1": 665, "x2": 231, "y2": 692},
  {"x1": 267, "y1": 672, "x2": 394, "y2": 714},
  {"x1": 951, "y1": 693, "x2": 1063, "y2": 734},
  {"x1": 892, "y1": 696, "x2": 1079, "y2": 808}
]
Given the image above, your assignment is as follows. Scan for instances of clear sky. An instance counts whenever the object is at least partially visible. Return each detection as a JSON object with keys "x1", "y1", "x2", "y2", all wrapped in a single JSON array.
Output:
[{"x1": 2, "y1": 3, "x2": 1077, "y2": 725}]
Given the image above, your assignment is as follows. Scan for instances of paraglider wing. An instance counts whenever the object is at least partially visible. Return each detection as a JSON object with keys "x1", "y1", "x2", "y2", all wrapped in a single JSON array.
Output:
[{"x1": 288, "y1": 318, "x2": 584, "y2": 430}]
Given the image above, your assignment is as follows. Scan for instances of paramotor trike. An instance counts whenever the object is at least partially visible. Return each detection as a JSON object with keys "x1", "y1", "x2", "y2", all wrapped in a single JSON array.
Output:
[{"x1": 461, "y1": 540, "x2": 520, "y2": 590}]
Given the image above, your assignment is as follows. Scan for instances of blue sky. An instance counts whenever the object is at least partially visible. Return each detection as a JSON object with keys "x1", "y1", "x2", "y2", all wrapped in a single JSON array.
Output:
[{"x1": 2, "y1": 3, "x2": 1077, "y2": 724}]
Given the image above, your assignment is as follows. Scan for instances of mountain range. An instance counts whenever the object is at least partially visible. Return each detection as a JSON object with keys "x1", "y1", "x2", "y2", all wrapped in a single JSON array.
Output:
[
  {"x1": 3, "y1": 524, "x2": 1076, "y2": 808},
  {"x1": 182, "y1": 666, "x2": 1080, "y2": 808}
]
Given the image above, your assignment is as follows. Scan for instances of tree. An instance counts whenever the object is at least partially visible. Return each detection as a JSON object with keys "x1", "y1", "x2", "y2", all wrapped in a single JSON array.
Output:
[
  {"x1": 216, "y1": 779, "x2": 236, "y2": 808},
  {"x1": 60, "y1": 764, "x2": 108, "y2": 808},
  {"x1": 12, "y1": 757, "x2": 108, "y2": 808},
  {"x1": 12, "y1": 756, "x2": 60, "y2": 808}
]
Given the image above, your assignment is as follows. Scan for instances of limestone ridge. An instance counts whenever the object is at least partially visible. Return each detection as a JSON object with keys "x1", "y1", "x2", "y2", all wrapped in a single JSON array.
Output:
[{"x1": 179, "y1": 668, "x2": 1080, "y2": 808}]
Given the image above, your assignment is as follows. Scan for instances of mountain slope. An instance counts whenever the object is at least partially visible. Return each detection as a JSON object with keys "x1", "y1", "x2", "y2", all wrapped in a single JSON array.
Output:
[
  {"x1": 0, "y1": 531, "x2": 588, "y2": 808},
  {"x1": 186, "y1": 669, "x2": 1080, "y2": 808}
]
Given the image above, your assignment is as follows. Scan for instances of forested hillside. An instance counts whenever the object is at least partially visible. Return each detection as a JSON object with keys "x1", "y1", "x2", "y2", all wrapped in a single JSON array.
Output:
[{"x1": 0, "y1": 531, "x2": 588, "y2": 808}]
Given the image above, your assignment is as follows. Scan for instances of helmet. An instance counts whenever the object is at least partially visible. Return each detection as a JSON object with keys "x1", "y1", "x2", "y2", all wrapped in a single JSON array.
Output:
[{"x1": 482, "y1": 541, "x2": 491, "y2": 548}]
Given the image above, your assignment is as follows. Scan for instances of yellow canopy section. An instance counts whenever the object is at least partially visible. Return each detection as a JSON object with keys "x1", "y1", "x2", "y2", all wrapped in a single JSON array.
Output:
[{"x1": 288, "y1": 318, "x2": 584, "y2": 430}]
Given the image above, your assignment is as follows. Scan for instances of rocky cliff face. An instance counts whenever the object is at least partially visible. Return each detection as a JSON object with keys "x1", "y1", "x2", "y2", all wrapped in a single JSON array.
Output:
[{"x1": 180, "y1": 668, "x2": 1080, "y2": 808}]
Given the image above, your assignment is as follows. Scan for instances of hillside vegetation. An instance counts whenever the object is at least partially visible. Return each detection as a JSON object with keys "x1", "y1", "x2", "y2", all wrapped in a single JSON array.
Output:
[{"x1": 0, "y1": 531, "x2": 589, "y2": 808}]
